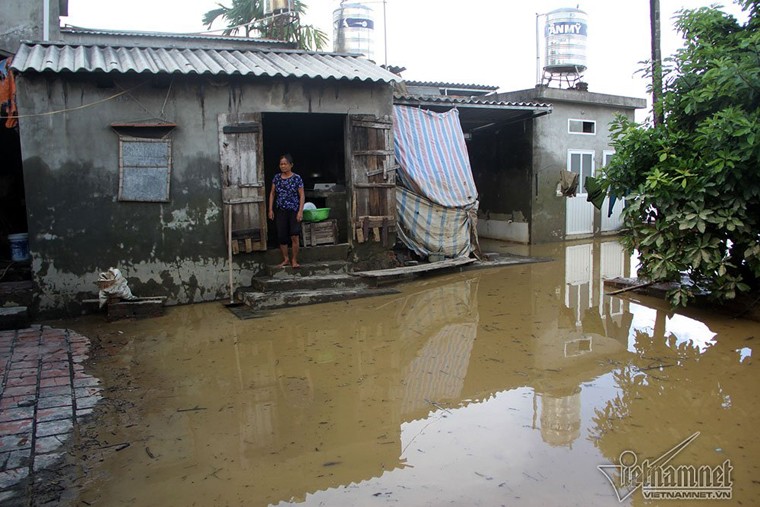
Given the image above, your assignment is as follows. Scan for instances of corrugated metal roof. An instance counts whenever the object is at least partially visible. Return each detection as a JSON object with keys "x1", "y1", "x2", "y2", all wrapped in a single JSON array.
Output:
[
  {"x1": 11, "y1": 42, "x2": 399, "y2": 83},
  {"x1": 404, "y1": 80, "x2": 499, "y2": 91},
  {"x1": 60, "y1": 26, "x2": 287, "y2": 47},
  {"x1": 394, "y1": 94, "x2": 552, "y2": 110}
]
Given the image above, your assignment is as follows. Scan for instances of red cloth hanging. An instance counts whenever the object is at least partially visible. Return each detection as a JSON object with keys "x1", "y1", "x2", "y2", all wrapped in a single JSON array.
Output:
[{"x1": 0, "y1": 57, "x2": 18, "y2": 128}]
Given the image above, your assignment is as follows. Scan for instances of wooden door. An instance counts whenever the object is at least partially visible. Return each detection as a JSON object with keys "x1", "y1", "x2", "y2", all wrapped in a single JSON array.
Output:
[
  {"x1": 346, "y1": 114, "x2": 396, "y2": 246},
  {"x1": 218, "y1": 113, "x2": 267, "y2": 253}
]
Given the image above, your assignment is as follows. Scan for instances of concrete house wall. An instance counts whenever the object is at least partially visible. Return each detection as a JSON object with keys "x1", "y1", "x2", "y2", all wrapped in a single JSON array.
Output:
[
  {"x1": 496, "y1": 87, "x2": 646, "y2": 243},
  {"x1": 0, "y1": 0, "x2": 63, "y2": 54},
  {"x1": 15, "y1": 71, "x2": 392, "y2": 316}
]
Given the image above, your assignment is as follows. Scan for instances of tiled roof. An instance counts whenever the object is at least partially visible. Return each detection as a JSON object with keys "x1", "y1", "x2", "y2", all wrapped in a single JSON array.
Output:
[{"x1": 11, "y1": 42, "x2": 399, "y2": 83}]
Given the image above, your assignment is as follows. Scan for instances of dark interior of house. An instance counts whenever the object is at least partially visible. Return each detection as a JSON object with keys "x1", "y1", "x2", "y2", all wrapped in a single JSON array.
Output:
[
  {"x1": 262, "y1": 112, "x2": 348, "y2": 247},
  {"x1": 0, "y1": 125, "x2": 31, "y2": 287},
  {"x1": 468, "y1": 122, "x2": 533, "y2": 221}
]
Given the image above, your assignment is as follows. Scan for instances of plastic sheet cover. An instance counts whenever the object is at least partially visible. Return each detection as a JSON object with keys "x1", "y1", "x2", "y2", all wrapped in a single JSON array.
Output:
[
  {"x1": 393, "y1": 105, "x2": 479, "y2": 258},
  {"x1": 393, "y1": 106, "x2": 478, "y2": 208}
]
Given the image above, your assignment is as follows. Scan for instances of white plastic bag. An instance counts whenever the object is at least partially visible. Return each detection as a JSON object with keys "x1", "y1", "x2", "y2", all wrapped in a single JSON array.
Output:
[{"x1": 98, "y1": 267, "x2": 136, "y2": 307}]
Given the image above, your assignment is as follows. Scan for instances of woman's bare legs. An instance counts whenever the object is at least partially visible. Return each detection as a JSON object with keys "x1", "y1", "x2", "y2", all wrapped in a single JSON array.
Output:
[
  {"x1": 277, "y1": 244, "x2": 289, "y2": 268},
  {"x1": 290, "y1": 236, "x2": 300, "y2": 268}
]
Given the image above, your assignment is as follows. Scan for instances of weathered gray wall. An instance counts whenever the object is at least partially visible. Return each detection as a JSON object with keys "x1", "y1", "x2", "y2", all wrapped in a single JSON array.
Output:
[
  {"x1": 497, "y1": 88, "x2": 645, "y2": 244},
  {"x1": 15, "y1": 73, "x2": 392, "y2": 315},
  {"x1": 0, "y1": 0, "x2": 62, "y2": 54},
  {"x1": 530, "y1": 101, "x2": 636, "y2": 243}
]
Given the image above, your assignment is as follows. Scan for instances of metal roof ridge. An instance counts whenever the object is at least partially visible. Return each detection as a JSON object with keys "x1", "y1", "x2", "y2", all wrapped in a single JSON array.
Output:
[{"x1": 393, "y1": 94, "x2": 552, "y2": 109}]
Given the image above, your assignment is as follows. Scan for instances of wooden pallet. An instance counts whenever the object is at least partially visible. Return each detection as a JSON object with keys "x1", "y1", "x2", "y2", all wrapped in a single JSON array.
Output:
[
  {"x1": 352, "y1": 257, "x2": 475, "y2": 285},
  {"x1": 301, "y1": 219, "x2": 338, "y2": 247}
]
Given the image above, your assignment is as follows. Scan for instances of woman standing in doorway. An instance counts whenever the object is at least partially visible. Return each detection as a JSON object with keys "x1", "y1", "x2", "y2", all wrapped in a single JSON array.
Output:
[{"x1": 268, "y1": 154, "x2": 305, "y2": 268}]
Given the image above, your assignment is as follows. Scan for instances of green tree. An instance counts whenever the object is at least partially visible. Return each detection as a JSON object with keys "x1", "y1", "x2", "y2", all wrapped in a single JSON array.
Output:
[
  {"x1": 202, "y1": 0, "x2": 327, "y2": 51},
  {"x1": 601, "y1": 0, "x2": 760, "y2": 307}
]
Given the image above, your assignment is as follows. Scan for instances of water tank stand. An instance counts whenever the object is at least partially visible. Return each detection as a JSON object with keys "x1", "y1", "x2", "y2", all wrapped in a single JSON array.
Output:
[{"x1": 541, "y1": 69, "x2": 585, "y2": 89}]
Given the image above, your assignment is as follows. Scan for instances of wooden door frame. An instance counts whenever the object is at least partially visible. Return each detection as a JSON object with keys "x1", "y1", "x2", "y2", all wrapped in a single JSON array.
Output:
[
  {"x1": 218, "y1": 112, "x2": 267, "y2": 253},
  {"x1": 345, "y1": 114, "x2": 397, "y2": 247}
]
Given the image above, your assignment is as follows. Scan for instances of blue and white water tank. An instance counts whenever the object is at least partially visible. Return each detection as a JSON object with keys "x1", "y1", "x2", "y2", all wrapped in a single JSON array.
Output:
[
  {"x1": 544, "y1": 7, "x2": 588, "y2": 74},
  {"x1": 333, "y1": 2, "x2": 375, "y2": 61}
]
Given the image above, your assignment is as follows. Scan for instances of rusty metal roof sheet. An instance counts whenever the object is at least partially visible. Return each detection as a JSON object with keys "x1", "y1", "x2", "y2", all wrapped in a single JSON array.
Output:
[
  {"x1": 404, "y1": 80, "x2": 499, "y2": 91},
  {"x1": 11, "y1": 42, "x2": 399, "y2": 83},
  {"x1": 394, "y1": 94, "x2": 552, "y2": 110}
]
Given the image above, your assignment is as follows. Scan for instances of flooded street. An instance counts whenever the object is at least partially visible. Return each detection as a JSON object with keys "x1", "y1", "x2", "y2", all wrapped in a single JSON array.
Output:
[{"x1": 58, "y1": 238, "x2": 759, "y2": 506}]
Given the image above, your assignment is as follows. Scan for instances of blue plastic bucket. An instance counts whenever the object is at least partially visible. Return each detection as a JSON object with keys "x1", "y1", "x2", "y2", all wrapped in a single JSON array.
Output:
[{"x1": 8, "y1": 233, "x2": 30, "y2": 262}]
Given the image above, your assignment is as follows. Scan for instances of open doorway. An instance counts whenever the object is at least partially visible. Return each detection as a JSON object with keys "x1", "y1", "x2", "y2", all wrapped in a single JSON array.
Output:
[
  {"x1": 0, "y1": 120, "x2": 31, "y2": 292},
  {"x1": 0, "y1": 127, "x2": 27, "y2": 256},
  {"x1": 262, "y1": 113, "x2": 347, "y2": 248}
]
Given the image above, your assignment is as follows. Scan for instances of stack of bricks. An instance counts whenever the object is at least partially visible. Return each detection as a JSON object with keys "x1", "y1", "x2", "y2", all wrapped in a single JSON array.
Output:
[{"x1": 0, "y1": 325, "x2": 101, "y2": 503}]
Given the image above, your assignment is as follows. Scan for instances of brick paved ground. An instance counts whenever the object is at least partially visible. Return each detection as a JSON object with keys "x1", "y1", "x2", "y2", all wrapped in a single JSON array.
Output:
[{"x1": 0, "y1": 325, "x2": 101, "y2": 504}]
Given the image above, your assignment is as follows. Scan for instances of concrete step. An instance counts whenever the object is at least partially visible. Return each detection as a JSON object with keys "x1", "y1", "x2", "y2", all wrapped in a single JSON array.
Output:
[
  {"x1": 0, "y1": 280, "x2": 35, "y2": 308},
  {"x1": 262, "y1": 244, "x2": 350, "y2": 266},
  {"x1": 239, "y1": 286, "x2": 400, "y2": 311},
  {"x1": 251, "y1": 273, "x2": 369, "y2": 292},
  {"x1": 0, "y1": 306, "x2": 30, "y2": 330},
  {"x1": 263, "y1": 260, "x2": 350, "y2": 278}
]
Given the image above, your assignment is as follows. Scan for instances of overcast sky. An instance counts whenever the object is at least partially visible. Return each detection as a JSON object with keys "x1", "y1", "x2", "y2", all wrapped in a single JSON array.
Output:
[{"x1": 62, "y1": 0, "x2": 747, "y2": 108}]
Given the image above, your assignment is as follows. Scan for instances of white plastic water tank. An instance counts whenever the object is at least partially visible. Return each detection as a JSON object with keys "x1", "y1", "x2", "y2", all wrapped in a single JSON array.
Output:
[
  {"x1": 544, "y1": 7, "x2": 588, "y2": 73},
  {"x1": 333, "y1": 2, "x2": 375, "y2": 61}
]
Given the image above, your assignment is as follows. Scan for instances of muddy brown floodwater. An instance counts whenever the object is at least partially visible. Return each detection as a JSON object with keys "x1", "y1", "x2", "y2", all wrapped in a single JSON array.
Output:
[{"x1": 50, "y1": 238, "x2": 759, "y2": 507}]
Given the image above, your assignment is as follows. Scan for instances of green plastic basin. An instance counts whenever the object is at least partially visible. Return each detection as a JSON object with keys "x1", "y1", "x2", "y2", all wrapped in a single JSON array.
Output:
[{"x1": 303, "y1": 208, "x2": 330, "y2": 222}]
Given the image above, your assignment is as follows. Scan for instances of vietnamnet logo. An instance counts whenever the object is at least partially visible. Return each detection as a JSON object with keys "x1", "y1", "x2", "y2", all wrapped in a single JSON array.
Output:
[
  {"x1": 598, "y1": 432, "x2": 733, "y2": 502},
  {"x1": 546, "y1": 21, "x2": 587, "y2": 36}
]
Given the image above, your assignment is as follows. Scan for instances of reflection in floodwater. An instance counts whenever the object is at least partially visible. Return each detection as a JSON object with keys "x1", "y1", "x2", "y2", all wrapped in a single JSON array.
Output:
[
  {"x1": 395, "y1": 278, "x2": 478, "y2": 416},
  {"x1": 62, "y1": 238, "x2": 760, "y2": 507}
]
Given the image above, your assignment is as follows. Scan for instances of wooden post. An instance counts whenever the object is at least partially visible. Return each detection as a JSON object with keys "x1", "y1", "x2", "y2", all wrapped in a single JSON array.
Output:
[{"x1": 228, "y1": 204, "x2": 234, "y2": 304}]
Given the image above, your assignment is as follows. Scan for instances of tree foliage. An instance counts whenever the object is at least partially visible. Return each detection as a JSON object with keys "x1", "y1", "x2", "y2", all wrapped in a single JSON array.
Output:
[
  {"x1": 601, "y1": 0, "x2": 760, "y2": 307},
  {"x1": 202, "y1": 0, "x2": 327, "y2": 51}
]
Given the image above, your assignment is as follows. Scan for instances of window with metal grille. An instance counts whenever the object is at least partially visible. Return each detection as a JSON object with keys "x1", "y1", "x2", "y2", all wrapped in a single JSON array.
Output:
[{"x1": 117, "y1": 137, "x2": 172, "y2": 202}]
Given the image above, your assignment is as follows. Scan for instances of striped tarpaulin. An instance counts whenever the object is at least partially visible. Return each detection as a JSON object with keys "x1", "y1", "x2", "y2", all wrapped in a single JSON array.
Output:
[
  {"x1": 396, "y1": 186, "x2": 478, "y2": 258},
  {"x1": 393, "y1": 105, "x2": 478, "y2": 208}
]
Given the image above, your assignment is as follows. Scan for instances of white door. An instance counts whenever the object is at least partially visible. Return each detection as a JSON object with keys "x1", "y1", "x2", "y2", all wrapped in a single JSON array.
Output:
[
  {"x1": 601, "y1": 151, "x2": 624, "y2": 232},
  {"x1": 565, "y1": 243, "x2": 594, "y2": 328},
  {"x1": 599, "y1": 241, "x2": 625, "y2": 318},
  {"x1": 565, "y1": 150, "x2": 595, "y2": 236}
]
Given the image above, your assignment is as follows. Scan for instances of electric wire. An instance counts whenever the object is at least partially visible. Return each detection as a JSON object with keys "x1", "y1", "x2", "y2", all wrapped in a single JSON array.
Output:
[{"x1": 4, "y1": 81, "x2": 148, "y2": 120}]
